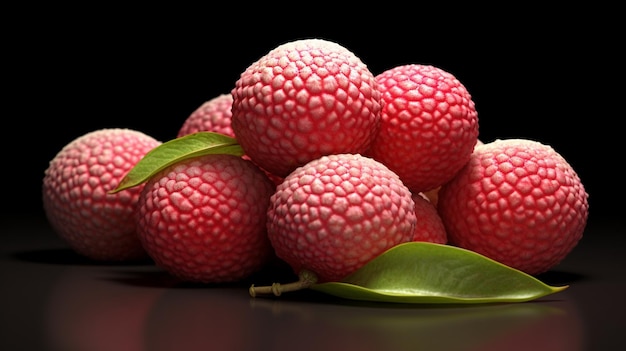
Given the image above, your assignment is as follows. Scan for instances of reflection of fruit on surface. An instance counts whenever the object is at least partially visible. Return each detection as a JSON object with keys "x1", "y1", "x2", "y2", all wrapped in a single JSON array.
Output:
[
  {"x1": 45, "y1": 266, "x2": 166, "y2": 351},
  {"x1": 267, "y1": 153, "x2": 416, "y2": 283},
  {"x1": 437, "y1": 138, "x2": 589, "y2": 275},
  {"x1": 249, "y1": 291, "x2": 584, "y2": 350},
  {"x1": 365, "y1": 64, "x2": 479, "y2": 194},
  {"x1": 411, "y1": 192, "x2": 447, "y2": 244},
  {"x1": 144, "y1": 288, "x2": 257, "y2": 351},
  {"x1": 231, "y1": 38, "x2": 382, "y2": 178},
  {"x1": 474, "y1": 298, "x2": 585, "y2": 351},
  {"x1": 136, "y1": 154, "x2": 276, "y2": 283},
  {"x1": 42, "y1": 128, "x2": 161, "y2": 261},
  {"x1": 177, "y1": 94, "x2": 235, "y2": 138}
]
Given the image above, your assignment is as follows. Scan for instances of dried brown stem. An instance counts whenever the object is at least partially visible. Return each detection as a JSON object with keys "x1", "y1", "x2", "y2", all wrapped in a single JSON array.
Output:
[{"x1": 249, "y1": 269, "x2": 318, "y2": 297}]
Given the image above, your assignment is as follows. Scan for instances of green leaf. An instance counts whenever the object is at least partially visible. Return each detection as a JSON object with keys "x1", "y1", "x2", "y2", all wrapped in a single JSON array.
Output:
[
  {"x1": 311, "y1": 242, "x2": 567, "y2": 304},
  {"x1": 110, "y1": 132, "x2": 244, "y2": 193}
]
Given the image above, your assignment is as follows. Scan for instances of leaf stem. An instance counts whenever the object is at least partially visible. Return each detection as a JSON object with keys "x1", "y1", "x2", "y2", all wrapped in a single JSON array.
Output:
[{"x1": 249, "y1": 269, "x2": 318, "y2": 297}]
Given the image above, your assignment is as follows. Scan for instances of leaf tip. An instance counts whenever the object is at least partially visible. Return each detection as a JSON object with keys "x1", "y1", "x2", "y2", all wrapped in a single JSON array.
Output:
[{"x1": 107, "y1": 177, "x2": 134, "y2": 194}]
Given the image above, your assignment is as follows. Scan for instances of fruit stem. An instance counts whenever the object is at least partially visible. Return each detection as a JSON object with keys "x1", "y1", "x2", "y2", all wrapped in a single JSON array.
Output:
[{"x1": 249, "y1": 269, "x2": 318, "y2": 297}]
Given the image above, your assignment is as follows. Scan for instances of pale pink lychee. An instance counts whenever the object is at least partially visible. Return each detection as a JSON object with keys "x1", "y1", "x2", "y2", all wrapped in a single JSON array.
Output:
[
  {"x1": 177, "y1": 94, "x2": 235, "y2": 138},
  {"x1": 231, "y1": 39, "x2": 382, "y2": 178},
  {"x1": 266, "y1": 153, "x2": 416, "y2": 283},
  {"x1": 42, "y1": 128, "x2": 161, "y2": 261}
]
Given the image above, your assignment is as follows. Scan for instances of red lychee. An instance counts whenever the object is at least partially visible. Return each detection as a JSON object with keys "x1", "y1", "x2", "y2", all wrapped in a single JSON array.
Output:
[
  {"x1": 135, "y1": 154, "x2": 276, "y2": 283},
  {"x1": 177, "y1": 94, "x2": 235, "y2": 138},
  {"x1": 437, "y1": 138, "x2": 589, "y2": 275},
  {"x1": 231, "y1": 38, "x2": 382, "y2": 178},
  {"x1": 422, "y1": 139, "x2": 484, "y2": 207},
  {"x1": 177, "y1": 93, "x2": 284, "y2": 186},
  {"x1": 366, "y1": 64, "x2": 479, "y2": 193},
  {"x1": 42, "y1": 128, "x2": 161, "y2": 261},
  {"x1": 266, "y1": 153, "x2": 416, "y2": 283},
  {"x1": 411, "y1": 192, "x2": 447, "y2": 244}
]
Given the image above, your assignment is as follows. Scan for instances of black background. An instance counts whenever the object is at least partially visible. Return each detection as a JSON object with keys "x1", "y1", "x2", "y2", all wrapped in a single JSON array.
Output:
[{"x1": 4, "y1": 5, "x2": 622, "y2": 226}]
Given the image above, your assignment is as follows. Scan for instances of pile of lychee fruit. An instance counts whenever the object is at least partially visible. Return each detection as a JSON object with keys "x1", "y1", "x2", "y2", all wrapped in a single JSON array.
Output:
[{"x1": 42, "y1": 39, "x2": 589, "y2": 293}]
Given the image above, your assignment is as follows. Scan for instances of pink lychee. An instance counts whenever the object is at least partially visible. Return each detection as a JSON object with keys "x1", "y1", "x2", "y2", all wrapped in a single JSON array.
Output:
[
  {"x1": 42, "y1": 128, "x2": 161, "y2": 261},
  {"x1": 366, "y1": 64, "x2": 479, "y2": 193},
  {"x1": 411, "y1": 192, "x2": 447, "y2": 244},
  {"x1": 266, "y1": 153, "x2": 416, "y2": 283},
  {"x1": 135, "y1": 154, "x2": 276, "y2": 283},
  {"x1": 437, "y1": 138, "x2": 589, "y2": 275},
  {"x1": 231, "y1": 38, "x2": 382, "y2": 178}
]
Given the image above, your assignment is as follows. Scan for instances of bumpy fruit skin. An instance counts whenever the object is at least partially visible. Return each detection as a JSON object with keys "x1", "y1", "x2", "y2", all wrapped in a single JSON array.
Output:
[
  {"x1": 411, "y1": 193, "x2": 447, "y2": 244},
  {"x1": 177, "y1": 94, "x2": 235, "y2": 138},
  {"x1": 422, "y1": 139, "x2": 484, "y2": 207},
  {"x1": 42, "y1": 128, "x2": 161, "y2": 261},
  {"x1": 267, "y1": 153, "x2": 416, "y2": 283},
  {"x1": 366, "y1": 64, "x2": 479, "y2": 193},
  {"x1": 437, "y1": 139, "x2": 589, "y2": 275},
  {"x1": 136, "y1": 154, "x2": 276, "y2": 283},
  {"x1": 231, "y1": 38, "x2": 382, "y2": 178},
  {"x1": 177, "y1": 93, "x2": 284, "y2": 186}
]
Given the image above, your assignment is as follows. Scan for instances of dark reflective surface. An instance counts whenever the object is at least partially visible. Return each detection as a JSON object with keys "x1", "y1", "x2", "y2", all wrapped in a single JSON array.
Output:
[{"x1": 1, "y1": 216, "x2": 623, "y2": 350}]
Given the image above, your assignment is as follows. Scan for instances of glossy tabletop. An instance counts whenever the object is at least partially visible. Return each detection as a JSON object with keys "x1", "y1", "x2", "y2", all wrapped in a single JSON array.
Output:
[{"x1": 1, "y1": 215, "x2": 624, "y2": 351}]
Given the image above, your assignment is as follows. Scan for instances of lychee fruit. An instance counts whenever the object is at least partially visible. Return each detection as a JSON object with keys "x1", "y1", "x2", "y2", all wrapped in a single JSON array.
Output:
[
  {"x1": 436, "y1": 138, "x2": 589, "y2": 276},
  {"x1": 265, "y1": 153, "x2": 417, "y2": 285},
  {"x1": 422, "y1": 139, "x2": 485, "y2": 207},
  {"x1": 365, "y1": 64, "x2": 479, "y2": 194},
  {"x1": 177, "y1": 93, "x2": 235, "y2": 138},
  {"x1": 135, "y1": 153, "x2": 276, "y2": 283},
  {"x1": 176, "y1": 93, "x2": 284, "y2": 186},
  {"x1": 411, "y1": 192, "x2": 447, "y2": 244},
  {"x1": 231, "y1": 38, "x2": 382, "y2": 178},
  {"x1": 42, "y1": 128, "x2": 161, "y2": 261}
]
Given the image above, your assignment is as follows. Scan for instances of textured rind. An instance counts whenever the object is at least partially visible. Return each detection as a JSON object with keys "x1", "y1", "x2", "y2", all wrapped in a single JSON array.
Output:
[
  {"x1": 177, "y1": 94, "x2": 235, "y2": 138},
  {"x1": 42, "y1": 128, "x2": 161, "y2": 261},
  {"x1": 437, "y1": 139, "x2": 589, "y2": 275},
  {"x1": 411, "y1": 193, "x2": 448, "y2": 244},
  {"x1": 231, "y1": 39, "x2": 382, "y2": 178},
  {"x1": 136, "y1": 154, "x2": 276, "y2": 283},
  {"x1": 422, "y1": 139, "x2": 485, "y2": 207},
  {"x1": 177, "y1": 93, "x2": 284, "y2": 186},
  {"x1": 267, "y1": 153, "x2": 417, "y2": 283},
  {"x1": 366, "y1": 64, "x2": 479, "y2": 193}
]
